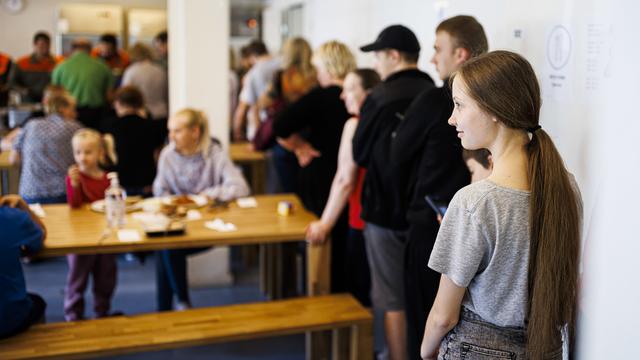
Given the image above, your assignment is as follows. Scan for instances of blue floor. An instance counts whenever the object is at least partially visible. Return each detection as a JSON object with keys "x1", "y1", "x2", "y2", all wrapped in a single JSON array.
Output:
[{"x1": 22, "y1": 255, "x2": 305, "y2": 360}]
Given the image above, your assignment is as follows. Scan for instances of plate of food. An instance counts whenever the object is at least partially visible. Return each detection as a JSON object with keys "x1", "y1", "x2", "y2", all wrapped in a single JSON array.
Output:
[
  {"x1": 90, "y1": 196, "x2": 143, "y2": 213},
  {"x1": 161, "y1": 194, "x2": 208, "y2": 208}
]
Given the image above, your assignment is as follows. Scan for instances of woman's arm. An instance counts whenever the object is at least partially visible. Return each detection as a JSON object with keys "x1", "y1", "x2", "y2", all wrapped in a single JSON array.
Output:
[
  {"x1": 9, "y1": 150, "x2": 20, "y2": 165},
  {"x1": 151, "y1": 149, "x2": 174, "y2": 197},
  {"x1": 421, "y1": 275, "x2": 466, "y2": 360},
  {"x1": 306, "y1": 119, "x2": 359, "y2": 244},
  {"x1": 201, "y1": 150, "x2": 250, "y2": 201},
  {"x1": 277, "y1": 134, "x2": 321, "y2": 167}
]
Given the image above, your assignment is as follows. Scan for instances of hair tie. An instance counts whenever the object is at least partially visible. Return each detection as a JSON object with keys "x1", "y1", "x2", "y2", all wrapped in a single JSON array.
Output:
[{"x1": 527, "y1": 125, "x2": 542, "y2": 133}]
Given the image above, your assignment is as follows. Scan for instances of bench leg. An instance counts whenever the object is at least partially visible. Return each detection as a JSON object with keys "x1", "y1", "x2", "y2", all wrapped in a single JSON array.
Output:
[{"x1": 350, "y1": 322, "x2": 373, "y2": 360}]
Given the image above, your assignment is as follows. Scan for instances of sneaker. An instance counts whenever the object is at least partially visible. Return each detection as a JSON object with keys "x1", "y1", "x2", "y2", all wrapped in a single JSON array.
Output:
[
  {"x1": 174, "y1": 301, "x2": 192, "y2": 311},
  {"x1": 96, "y1": 311, "x2": 124, "y2": 318}
]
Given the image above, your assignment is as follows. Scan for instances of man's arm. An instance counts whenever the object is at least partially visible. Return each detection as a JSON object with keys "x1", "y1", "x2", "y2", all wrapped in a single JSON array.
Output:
[
  {"x1": 351, "y1": 96, "x2": 378, "y2": 167},
  {"x1": 0, "y1": 195, "x2": 47, "y2": 242}
]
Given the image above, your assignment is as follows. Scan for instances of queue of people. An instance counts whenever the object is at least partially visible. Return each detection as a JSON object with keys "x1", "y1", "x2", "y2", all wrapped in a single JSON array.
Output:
[{"x1": 0, "y1": 15, "x2": 582, "y2": 360}]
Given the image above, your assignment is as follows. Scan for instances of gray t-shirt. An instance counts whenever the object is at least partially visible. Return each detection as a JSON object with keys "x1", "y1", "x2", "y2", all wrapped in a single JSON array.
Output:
[{"x1": 428, "y1": 179, "x2": 531, "y2": 328}]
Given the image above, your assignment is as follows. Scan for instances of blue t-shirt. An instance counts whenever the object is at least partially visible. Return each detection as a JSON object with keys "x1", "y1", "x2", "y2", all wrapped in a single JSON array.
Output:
[{"x1": 0, "y1": 207, "x2": 43, "y2": 336}]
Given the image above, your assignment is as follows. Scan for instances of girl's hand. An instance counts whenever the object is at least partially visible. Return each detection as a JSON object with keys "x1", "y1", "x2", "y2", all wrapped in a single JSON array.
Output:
[
  {"x1": 68, "y1": 165, "x2": 81, "y2": 188},
  {"x1": 305, "y1": 220, "x2": 330, "y2": 244}
]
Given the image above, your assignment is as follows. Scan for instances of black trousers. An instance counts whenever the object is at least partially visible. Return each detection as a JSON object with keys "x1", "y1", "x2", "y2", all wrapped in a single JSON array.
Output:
[
  {"x1": 404, "y1": 222, "x2": 441, "y2": 360},
  {"x1": 0, "y1": 293, "x2": 46, "y2": 339},
  {"x1": 345, "y1": 227, "x2": 371, "y2": 307}
]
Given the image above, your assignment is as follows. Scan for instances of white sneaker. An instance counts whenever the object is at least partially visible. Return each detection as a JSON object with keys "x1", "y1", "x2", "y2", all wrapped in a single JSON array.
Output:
[{"x1": 175, "y1": 301, "x2": 192, "y2": 311}]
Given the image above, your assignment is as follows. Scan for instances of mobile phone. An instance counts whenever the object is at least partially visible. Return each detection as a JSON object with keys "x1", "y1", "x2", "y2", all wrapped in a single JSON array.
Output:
[{"x1": 424, "y1": 195, "x2": 447, "y2": 218}]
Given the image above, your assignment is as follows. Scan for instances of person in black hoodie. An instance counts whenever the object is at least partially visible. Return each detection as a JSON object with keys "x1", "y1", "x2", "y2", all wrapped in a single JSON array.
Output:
[
  {"x1": 352, "y1": 25, "x2": 434, "y2": 360},
  {"x1": 389, "y1": 16, "x2": 488, "y2": 360},
  {"x1": 106, "y1": 86, "x2": 164, "y2": 196}
]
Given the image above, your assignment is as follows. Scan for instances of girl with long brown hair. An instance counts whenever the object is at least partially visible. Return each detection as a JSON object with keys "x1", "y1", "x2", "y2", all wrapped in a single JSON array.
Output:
[{"x1": 420, "y1": 50, "x2": 581, "y2": 359}]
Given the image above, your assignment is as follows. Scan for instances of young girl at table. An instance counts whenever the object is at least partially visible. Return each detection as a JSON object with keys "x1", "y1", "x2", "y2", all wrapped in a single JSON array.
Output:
[{"x1": 64, "y1": 128, "x2": 119, "y2": 321}]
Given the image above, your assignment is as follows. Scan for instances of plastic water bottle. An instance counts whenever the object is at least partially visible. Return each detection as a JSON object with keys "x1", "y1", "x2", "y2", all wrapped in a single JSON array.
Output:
[{"x1": 105, "y1": 172, "x2": 127, "y2": 228}]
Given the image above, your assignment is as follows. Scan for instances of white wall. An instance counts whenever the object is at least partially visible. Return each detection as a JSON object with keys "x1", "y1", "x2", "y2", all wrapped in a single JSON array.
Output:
[
  {"x1": 579, "y1": 1, "x2": 640, "y2": 358},
  {"x1": 263, "y1": 0, "x2": 639, "y2": 357},
  {"x1": 0, "y1": 0, "x2": 166, "y2": 58}
]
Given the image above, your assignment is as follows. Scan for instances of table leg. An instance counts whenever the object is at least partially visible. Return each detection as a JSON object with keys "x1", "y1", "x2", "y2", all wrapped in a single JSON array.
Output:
[
  {"x1": 259, "y1": 244, "x2": 278, "y2": 300},
  {"x1": 306, "y1": 239, "x2": 332, "y2": 360},
  {"x1": 350, "y1": 322, "x2": 373, "y2": 360},
  {"x1": 251, "y1": 161, "x2": 266, "y2": 195}
]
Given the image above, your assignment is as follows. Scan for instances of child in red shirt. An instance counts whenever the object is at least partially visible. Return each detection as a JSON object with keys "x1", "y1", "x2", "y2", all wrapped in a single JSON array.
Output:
[{"x1": 64, "y1": 129, "x2": 119, "y2": 321}]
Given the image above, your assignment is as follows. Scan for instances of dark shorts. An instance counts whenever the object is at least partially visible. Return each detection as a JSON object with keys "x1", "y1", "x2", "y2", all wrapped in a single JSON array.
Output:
[{"x1": 363, "y1": 222, "x2": 406, "y2": 311}]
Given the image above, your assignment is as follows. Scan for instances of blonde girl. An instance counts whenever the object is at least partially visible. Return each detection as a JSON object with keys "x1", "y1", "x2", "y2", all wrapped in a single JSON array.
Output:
[{"x1": 64, "y1": 128, "x2": 119, "y2": 321}]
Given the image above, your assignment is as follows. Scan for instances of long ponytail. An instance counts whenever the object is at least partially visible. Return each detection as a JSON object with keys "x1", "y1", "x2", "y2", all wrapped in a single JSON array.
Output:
[
  {"x1": 527, "y1": 129, "x2": 580, "y2": 358},
  {"x1": 454, "y1": 50, "x2": 580, "y2": 359}
]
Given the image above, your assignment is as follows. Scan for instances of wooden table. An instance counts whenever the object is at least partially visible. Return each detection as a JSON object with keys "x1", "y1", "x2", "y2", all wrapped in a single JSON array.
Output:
[
  {"x1": 38, "y1": 194, "x2": 330, "y2": 295},
  {"x1": 229, "y1": 142, "x2": 266, "y2": 195}
]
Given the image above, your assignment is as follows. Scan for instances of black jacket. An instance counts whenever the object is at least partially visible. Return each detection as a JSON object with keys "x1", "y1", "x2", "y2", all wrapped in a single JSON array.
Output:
[
  {"x1": 390, "y1": 84, "x2": 470, "y2": 230},
  {"x1": 352, "y1": 68, "x2": 435, "y2": 230},
  {"x1": 273, "y1": 85, "x2": 350, "y2": 216},
  {"x1": 104, "y1": 114, "x2": 165, "y2": 188}
]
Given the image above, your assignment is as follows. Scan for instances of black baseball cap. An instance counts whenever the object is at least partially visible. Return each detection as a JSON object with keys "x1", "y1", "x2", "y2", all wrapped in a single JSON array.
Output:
[{"x1": 360, "y1": 24, "x2": 421, "y2": 53}]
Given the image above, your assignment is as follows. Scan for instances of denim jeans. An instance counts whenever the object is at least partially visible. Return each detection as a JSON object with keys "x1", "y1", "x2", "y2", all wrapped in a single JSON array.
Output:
[
  {"x1": 438, "y1": 308, "x2": 562, "y2": 360},
  {"x1": 156, "y1": 248, "x2": 208, "y2": 311}
]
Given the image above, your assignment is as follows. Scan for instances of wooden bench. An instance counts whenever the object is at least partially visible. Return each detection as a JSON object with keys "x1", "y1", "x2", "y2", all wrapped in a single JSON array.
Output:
[{"x1": 0, "y1": 294, "x2": 373, "y2": 360}]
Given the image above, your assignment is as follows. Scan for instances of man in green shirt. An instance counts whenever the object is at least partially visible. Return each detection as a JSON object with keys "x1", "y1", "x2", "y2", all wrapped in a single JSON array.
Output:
[{"x1": 51, "y1": 38, "x2": 113, "y2": 130}]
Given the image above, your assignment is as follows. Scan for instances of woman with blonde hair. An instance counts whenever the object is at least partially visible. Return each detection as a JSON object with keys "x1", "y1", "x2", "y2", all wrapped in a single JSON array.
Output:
[
  {"x1": 420, "y1": 51, "x2": 581, "y2": 359},
  {"x1": 152, "y1": 108, "x2": 249, "y2": 311},
  {"x1": 273, "y1": 40, "x2": 356, "y2": 293},
  {"x1": 254, "y1": 37, "x2": 318, "y2": 192},
  {"x1": 278, "y1": 37, "x2": 317, "y2": 103}
]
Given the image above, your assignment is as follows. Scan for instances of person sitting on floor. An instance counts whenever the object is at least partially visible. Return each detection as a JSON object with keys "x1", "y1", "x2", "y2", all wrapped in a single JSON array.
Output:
[
  {"x1": 0, "y1": 195, "x2": 47, "y2": 338},
  {"x1": 64, "y1": 128, "x2": 120, "y2": 321}
]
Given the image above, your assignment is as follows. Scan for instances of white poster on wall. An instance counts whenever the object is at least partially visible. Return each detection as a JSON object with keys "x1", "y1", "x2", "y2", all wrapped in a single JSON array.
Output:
[
  {"x1": 542, "y1": 24, "x2": 574, "y2": 101},
  {"x1": 585, "y1": 22, "x2": 613, "y2": 94}
]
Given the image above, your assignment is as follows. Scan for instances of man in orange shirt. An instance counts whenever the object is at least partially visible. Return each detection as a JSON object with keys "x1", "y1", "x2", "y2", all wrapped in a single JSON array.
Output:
[
  {"x1": 0, "y1": 52, "x2": 13, "y2": 86},
  {"x1": 91, "y1": 33, "x2": 129, "y2": 85},
  {"x1": 10, "y1": 32, "x2": 62, "y2": 103},
  {"x1": 0, "y1": 52, "x2": 13, "y2": 107}
]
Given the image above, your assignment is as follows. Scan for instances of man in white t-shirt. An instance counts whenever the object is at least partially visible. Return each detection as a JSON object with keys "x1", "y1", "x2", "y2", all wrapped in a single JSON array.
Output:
[{"x1": 232, "y1": 40, "x2": 281, "y2": 141}]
